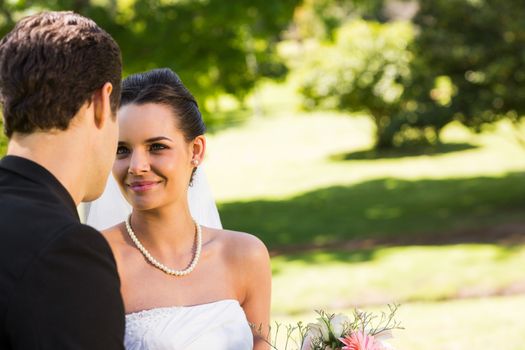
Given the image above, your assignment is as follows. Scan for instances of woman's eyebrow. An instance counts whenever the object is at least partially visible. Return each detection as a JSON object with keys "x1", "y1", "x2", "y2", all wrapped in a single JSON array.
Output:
[{"x1": 145, "y1": 136, "x2": 173, "y2": 143}]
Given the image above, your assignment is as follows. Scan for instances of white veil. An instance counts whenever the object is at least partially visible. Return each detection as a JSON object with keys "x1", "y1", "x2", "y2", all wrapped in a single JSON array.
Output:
[{"x1": 84, "y1": 166, "x2": 222, "y2": 230}]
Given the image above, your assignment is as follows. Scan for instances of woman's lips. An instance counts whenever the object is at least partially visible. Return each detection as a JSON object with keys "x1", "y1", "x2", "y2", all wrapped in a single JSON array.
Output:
[{"x1": 127, "y1": 181, "x2": 161, "y2": 192}]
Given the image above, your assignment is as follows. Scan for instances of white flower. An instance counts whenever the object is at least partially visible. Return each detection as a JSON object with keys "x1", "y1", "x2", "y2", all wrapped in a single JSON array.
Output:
[
  {"x1": 301, "y1": 323, "x2": 323, "y2": 349},
  {"x1": 306, "y1": 323, "x2": 323, "y2": 339},
  {"x1": 309, "y1": 312, "x2": 350, "y2": 343},
  {"x1": 308, "y1": 317, "x2": 330, "y2": 342},
  {"x1": 300, "y1": 333, "x2": 314, "y2": 350},
  {"x1": 329, "y1": 313, "x2": 350, "y2": 338},
  {"x1": 317, "y1": 318, "x2": 331, "y2": 341}
]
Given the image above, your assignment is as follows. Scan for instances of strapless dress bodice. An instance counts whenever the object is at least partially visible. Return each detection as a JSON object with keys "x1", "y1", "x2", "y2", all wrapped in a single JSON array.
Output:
[{"x1": 124, "y1": 299, "x2": 253, "y2": 350}]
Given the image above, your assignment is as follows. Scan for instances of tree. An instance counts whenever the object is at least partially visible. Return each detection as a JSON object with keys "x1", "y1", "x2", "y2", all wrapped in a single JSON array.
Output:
[
  {"x1": 292, "y1": 0, "x2": 390, "y2": 41},
  {"x1": 298, "y1": 19, "x2": 414, "y2": 148},
  {"x1": 0, "y1": 0, "x2": 300, "y2": 124},
  {"x1": 407, "y1": 0, "x2": 525, "y2": 133},
  {"x1": 111, "y1": 0, "x2": 299, "y2": 105}
]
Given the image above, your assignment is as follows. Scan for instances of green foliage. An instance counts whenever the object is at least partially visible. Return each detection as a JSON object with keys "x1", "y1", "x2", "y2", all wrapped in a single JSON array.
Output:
[
  {"x1": 292, "y1": 0, "x2": 387, "y2": 41},
  {"x1": 296, "y1": 0, "x2": 525, "y2": 149},
  {"x1": 110, "y1": 0, "x2": 299, "y2": 103},
  {"x1": 408, "y1": 0, "x2": 525, "y2": 132},
  {"x1": 0, "y1": 0, "x2": 299, "y2": 124},
  {"x1": 298, "y1": 20, "x2": 414, "y2": 148}
]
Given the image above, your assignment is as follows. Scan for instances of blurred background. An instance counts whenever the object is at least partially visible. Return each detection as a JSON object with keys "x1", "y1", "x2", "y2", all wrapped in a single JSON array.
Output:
[{"x1": 1, "y1": 0, "x2": 525, "y2": 348}]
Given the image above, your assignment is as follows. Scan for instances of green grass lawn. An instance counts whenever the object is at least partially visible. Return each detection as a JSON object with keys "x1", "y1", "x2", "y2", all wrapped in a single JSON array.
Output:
[
  {"x1": 219, "y1": 174, "x2": 525, "y2": 249},
  {"x1": 204, "y1": 89, "x2": 525, "y2": 349},
  {"x1": 389, "y1": 295, "x2": 525, "y2": 350},
  {"x1": 271, "y1": 244, "x2": 525, "y2": 315},
  {"x1": 206, "y1": 110, "x2": 525, "y2": 203},
  {"x1": 206, "y1": 112, "x2": 525, "y2": 250}
]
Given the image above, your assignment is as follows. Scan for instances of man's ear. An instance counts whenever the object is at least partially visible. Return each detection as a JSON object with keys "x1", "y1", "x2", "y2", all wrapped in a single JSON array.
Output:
[{"x1": 93, "y1": 82, "x2": 114, "y2": 129}]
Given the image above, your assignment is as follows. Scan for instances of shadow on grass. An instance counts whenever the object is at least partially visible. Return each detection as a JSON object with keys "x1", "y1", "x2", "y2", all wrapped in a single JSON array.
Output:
[
  {"x1": 218, "y1": 172, "x2": 525, "y2": 254},
  {"x1": 331, "y1": 142, "x2": 479, "y2": 161}
]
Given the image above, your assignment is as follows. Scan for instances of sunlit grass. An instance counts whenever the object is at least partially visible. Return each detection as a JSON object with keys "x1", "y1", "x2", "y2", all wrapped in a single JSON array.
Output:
[
  {"x1": 389, "y1": 295, "x2": 525, "y2": 350},
  {"x1": 271, "y1": 244, "x2": 525, "y2": 315},
  {"x1": 206, "y1": 112, "x2": 525, "y2": 202}
]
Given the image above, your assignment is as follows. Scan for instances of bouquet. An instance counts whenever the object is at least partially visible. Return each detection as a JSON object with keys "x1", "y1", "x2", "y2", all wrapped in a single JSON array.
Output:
[{"x1": 260, "y1": 304, "x2": 402, "y2": 350}]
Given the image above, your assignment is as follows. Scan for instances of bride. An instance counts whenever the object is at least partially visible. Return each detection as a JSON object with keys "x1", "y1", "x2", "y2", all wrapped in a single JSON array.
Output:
[{"x1": 86, "y1": 68, "x2": 271, "y2": 349}]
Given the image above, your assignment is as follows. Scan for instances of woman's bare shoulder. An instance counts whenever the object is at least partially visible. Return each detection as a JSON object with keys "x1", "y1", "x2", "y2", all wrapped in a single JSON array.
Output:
[
  {"x1": 209, "y1": 228, "x2": 272, "y2": 308},
  {"x1": 101, "y1": 223, "x2": 129, "y2": 251},
  {"x1": 206, "y1": 227, "x2": 270, "y2": 263}
]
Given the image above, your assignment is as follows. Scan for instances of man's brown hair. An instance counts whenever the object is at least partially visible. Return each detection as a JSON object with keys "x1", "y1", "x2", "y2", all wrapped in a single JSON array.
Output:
[{"x1": 0, "y1": 11, "x2": 122, "y2": 137}]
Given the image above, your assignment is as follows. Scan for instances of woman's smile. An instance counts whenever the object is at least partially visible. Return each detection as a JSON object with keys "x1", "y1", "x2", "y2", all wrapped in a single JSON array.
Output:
[{"x1": 127, "y1": 180, "x2": 163, "y2": 193}]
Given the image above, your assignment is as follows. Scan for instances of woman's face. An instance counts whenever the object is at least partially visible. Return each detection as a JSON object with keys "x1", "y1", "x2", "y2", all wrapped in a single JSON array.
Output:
[{"x1": 113, "y1": 102, "x2": 201, "y2": 210}]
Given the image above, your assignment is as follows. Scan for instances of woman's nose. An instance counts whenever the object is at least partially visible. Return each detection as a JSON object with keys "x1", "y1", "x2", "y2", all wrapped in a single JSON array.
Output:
[{"x1": 127, "y1": 150, "x2": 150, "y2": 174}]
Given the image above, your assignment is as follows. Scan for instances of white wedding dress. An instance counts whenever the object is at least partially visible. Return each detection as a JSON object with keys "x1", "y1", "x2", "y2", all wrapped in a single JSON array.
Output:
[
  {"x1": 125, "y1": 299, "x2": 253, "y2": 350},
  {"x1": 85, "y1": 169, "x2": 253, "y2": 349}
]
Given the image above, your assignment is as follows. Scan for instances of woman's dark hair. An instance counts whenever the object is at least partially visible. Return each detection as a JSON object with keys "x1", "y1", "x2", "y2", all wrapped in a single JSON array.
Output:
[
  {"x1": 121, "y1": 68, "x2": 206, "y2": 142},
  {"x1": 0, "y1": 11, "x2": 122, "y2": 137},
  {"x1": 121, "y1": 68, "x2": 206, "y2": 185}
]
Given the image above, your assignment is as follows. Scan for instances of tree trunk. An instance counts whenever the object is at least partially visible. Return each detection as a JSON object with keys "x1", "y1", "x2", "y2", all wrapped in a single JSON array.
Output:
[{"x1": 372, "y1": 113, "x2": 395, "y2": 149}]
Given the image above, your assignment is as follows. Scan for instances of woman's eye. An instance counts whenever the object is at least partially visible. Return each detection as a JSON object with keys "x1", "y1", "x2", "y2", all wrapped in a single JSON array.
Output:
[
  {"x1": 150, "y1": 143, "x2": 167, "y2": 151},
  {"x1": 116, "y1": 145, "x2": 130, "y2": 155}
]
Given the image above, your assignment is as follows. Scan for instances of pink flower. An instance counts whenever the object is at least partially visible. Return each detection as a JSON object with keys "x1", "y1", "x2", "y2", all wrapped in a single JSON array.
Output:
[{"x1": 340, "y1": 331, "x2": 384, "y2": 350}]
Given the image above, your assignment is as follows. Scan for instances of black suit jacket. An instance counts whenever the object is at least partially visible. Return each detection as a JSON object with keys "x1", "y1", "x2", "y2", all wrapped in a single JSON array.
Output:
[{"x1": 0, "y1": 155, "x2": 125, "y2": 349}]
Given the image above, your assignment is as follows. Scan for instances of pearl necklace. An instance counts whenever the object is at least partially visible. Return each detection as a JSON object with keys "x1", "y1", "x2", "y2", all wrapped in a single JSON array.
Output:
[{"x1": 125, "y1": 215, "x2": 202, "y2": 277}]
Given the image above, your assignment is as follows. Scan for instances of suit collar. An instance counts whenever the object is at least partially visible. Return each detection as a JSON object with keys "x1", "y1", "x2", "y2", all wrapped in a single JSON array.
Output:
[{"x1": 0, "y1": 155, "x2": 79, "y2": 220}]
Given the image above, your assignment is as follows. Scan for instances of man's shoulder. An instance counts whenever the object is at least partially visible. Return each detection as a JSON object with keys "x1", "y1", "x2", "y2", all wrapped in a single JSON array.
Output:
[
  {"x1": 0, "y1": 169, "x2": 104, "y2": 260},
  {"x1": 2, "y1": 223, "x2": 125, "y2": 350},
  {"x1": 0, "y1": 196, "x2": 107, "y2": 262},
  {"x1": 45, "y1": 222, "x2": 115, "y2": 264},
  {"x1": 0, "y1": 218, "x2": 114, "y2": 290},
  {"x1": 43, "y1": 222, "x2": 111, "y2": 254},
  {"x1": 19, "y1": 222, "x2": 116, "y2": 278},
  {"x1": 0, "y1": 211, "x2": 121, "y2": 341},
  {"x1": 0, "y1": 190, "x2": 115, "y2": 297}
]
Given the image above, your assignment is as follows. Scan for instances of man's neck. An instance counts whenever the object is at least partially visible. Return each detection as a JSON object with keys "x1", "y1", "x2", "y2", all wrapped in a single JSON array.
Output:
[{"x1": 7, "y1": 131, "x2": 88, "y2": 205}]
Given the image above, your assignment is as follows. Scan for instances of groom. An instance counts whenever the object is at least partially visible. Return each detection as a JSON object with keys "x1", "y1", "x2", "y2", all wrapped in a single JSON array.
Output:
[{"x1": 0, "y1": 12, "x2": 125, "y2": 348}]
